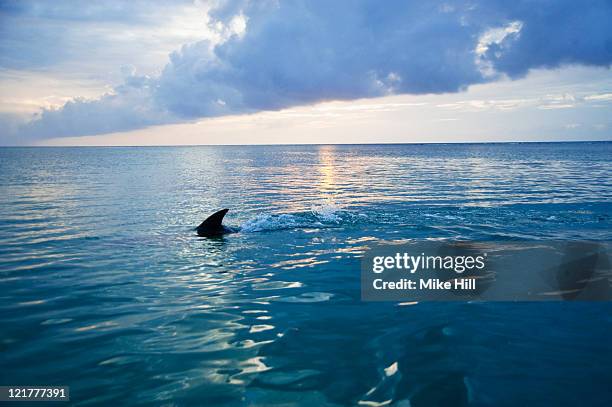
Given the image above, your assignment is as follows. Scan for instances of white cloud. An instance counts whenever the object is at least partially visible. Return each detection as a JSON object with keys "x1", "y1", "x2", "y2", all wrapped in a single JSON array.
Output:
[
  {"x1": 475, "y1": 21, "x2": 523, "y2": 77},
  {"x1": 584, "y1": 93, "x2": 612, "y2": 101}
]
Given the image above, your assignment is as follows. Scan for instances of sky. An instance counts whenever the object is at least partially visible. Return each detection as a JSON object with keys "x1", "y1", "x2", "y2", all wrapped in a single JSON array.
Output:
[{"x1": 0, "y1": 0, "x2": 611, "y2": 146}]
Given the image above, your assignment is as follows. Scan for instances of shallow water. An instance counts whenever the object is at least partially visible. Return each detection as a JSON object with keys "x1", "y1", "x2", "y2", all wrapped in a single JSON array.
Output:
[{"x1": 0, "y1": 143, "x2": 611, "y2": 406}]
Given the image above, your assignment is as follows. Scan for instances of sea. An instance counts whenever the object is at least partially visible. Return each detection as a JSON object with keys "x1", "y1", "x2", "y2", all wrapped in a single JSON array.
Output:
[{"x1": 0, "y1": 142, "x2": 611, "y2": 406}]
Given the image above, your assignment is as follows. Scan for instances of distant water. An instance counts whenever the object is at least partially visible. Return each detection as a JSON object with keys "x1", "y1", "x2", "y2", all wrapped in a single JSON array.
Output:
[{"x1": 0, "y1": 143, "x2": 611, "y2": 406}]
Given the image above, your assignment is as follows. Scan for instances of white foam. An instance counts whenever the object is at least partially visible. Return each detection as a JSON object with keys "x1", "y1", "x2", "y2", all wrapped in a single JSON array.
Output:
[
  {"x1": 240, "y1": 213, "x2": 300, "y2": 232},
  {"x1": 239, "y1": 204, "x2": 352, "y2": 233},
  {"x1": 310, "y1": 202, "x2": 342, "y2": 222}
]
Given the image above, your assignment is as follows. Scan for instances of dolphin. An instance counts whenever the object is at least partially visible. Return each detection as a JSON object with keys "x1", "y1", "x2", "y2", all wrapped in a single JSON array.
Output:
[{"x1": 196, "y1": 208, "x2": 238, "y2": 237}]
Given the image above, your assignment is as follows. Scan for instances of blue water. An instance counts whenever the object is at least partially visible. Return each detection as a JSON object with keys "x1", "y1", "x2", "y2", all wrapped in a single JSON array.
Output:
[{"x1": 0, "y1": 143, "x2": 611, "y2": 406}]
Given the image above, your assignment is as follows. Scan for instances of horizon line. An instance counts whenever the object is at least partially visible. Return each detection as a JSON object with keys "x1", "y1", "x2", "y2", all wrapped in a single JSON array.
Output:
[{"x1": 2, "y1": 139, "x2": 611, "y2": 148}]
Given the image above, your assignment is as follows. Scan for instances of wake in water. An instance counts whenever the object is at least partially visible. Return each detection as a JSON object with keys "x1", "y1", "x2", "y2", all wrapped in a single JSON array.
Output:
[{"x1": 239, "y1": 204, "x2": 367, "y2": 233}]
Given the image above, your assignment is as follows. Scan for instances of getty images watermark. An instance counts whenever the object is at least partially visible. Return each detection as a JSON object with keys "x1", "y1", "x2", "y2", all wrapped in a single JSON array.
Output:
[{"x1": 361, "y1": 241, "x2": 612, "y2": 301}]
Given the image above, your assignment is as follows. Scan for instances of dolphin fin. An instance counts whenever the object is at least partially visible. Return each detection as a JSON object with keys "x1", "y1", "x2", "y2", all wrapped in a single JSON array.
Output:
[{"x1": 197, "y1": 208, "x2": 229, "y2": 230}]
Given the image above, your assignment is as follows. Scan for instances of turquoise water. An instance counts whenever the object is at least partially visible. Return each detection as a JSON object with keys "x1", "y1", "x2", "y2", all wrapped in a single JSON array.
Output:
[{"x1": 0, "y1": 143, "x2": 611, "y2": 406}]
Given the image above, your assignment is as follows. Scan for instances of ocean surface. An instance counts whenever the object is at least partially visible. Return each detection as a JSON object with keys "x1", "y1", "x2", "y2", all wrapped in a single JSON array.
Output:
[{"x1": 0, "y1": 142, "x2": 611, "y2": 406}]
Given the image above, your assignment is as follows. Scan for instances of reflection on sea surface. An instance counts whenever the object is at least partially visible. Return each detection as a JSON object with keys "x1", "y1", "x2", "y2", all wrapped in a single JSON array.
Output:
[{"x1": 0, "y1": 143, "x2": 611, "y2": 406}]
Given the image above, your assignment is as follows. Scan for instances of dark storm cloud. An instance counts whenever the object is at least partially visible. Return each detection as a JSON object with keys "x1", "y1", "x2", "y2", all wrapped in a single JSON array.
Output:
[
  {"x1": 4, "y1": 0, "x2": 612, "y2": 140},
  {"x1": 478, "y1": 0, "x2": 612, "y2": 77}
]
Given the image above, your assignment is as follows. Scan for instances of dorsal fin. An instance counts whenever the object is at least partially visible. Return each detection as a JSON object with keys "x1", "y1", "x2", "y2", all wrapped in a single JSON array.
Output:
[{"x1": 198, "y1": 208, "x2": 229, "y2": 230}]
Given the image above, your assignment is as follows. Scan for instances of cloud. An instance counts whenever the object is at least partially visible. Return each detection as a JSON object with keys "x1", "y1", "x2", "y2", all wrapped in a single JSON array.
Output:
[
  {"x1": 5, "y1": 0, "x2": 612, "y2": 142},
  {"x1": 433, "y1": 90, "x2": 612, "y2": 113},
  {"x1": 475, "y1": 21, "x2": 523, "y2": 77},
  {"x1": 478, "y1": 0, "x2": 612, "y2": 77},
  {"x1": 585, "y1": 92, "x2": 612, "y2": 101},
  {"x1": 19, "y1": 74, "x2": 176, "y2": 139},
  {"x1": 0, "y1": 0, "x2": 199, "y2": 70}
]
